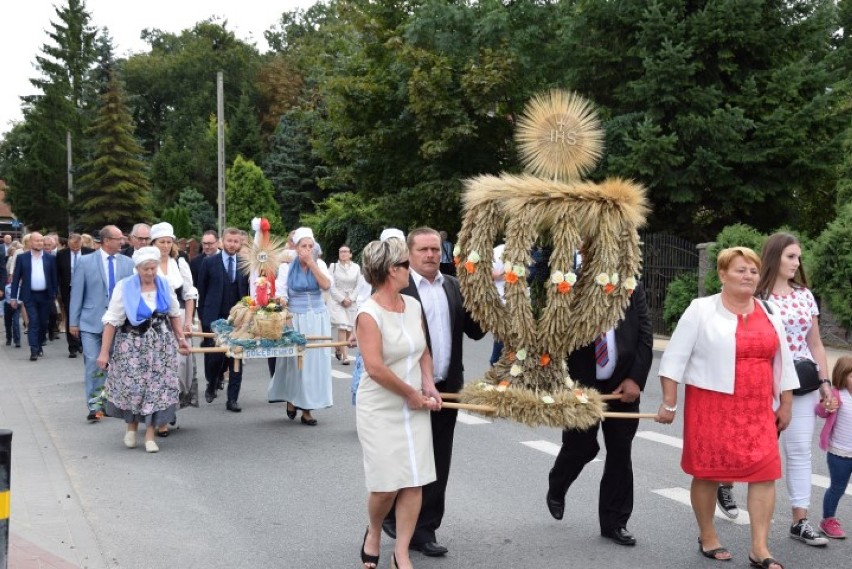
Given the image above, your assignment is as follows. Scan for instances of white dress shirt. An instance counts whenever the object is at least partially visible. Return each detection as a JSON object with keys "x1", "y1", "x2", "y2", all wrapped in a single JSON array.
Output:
[{"x1": 410, "y1": 269, "x2": 451, "y2": 380}]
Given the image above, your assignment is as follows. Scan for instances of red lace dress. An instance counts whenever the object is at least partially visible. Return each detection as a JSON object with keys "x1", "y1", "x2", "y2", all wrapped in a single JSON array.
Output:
[{"x1": 681, "y1": 307, "x2": 781, "y2": 481}]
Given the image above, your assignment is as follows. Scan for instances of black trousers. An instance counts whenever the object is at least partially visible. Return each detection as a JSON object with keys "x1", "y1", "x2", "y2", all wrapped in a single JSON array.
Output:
[
  {"x1": 548, "y1": 397, "x2": 639, "y2": 533},
  {"x1": 386, "y1": 385, "x2": 458, "y2": 545},
  {"x1": 201, "y1": 332, "x2": 243, "y2": 402}
]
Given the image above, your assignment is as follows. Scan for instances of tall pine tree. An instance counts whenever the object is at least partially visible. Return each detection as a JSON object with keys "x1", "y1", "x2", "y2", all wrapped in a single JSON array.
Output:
[{"x1": 76, "y1": 72, "x2": 152, "y2": 231}]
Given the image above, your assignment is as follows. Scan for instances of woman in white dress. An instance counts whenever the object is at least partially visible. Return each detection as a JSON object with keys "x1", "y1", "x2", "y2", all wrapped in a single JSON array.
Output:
[
  {"x1": 356, "y1": 238, "x2": 440, "y2": 569},
  {"x1": 150, "y1": 222, "x2": 198, "y2": 436},
  {"x1": 269, "y1": 227, "x2": 332, "y2": 425},
  {"x1": 327, "y1": 244, "x2": 366, "y2": 364}
]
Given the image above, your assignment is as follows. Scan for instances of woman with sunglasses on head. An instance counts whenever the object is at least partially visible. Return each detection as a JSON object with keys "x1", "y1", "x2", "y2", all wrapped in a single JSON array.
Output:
[{"x1": 355, "y1": 237, "x2": 440, "y2": 569}]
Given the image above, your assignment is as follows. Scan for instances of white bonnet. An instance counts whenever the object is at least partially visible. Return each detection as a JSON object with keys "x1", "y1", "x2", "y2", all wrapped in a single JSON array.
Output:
[
  {"x1": 380, "y1": 228, "x2": 405, "y2": 242},
  {"x1": 150, "y1": 222, "x2": 175, "y2": 242},
  {"x1": 132, "y1": 246, "x2": 160, "y2": 266},
  {"x1": 292, "y1": 227, "x2": 314, "y2": 245}
]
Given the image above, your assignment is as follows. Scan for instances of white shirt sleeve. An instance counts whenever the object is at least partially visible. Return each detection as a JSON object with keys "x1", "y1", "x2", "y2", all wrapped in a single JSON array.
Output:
[{"x1": 176, "y1": 257, "x2": 198, "y2": 300}]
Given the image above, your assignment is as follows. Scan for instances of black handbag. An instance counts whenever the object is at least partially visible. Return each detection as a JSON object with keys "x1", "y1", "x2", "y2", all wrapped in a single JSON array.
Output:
[{"x1": 792, "y1": 358, "x2": 821, "y2": 396}]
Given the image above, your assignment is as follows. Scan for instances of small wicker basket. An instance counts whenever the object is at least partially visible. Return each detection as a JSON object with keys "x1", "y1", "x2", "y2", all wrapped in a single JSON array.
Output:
[{"x1": 251, "y1": 311, "x2": 287, "y2": 340}]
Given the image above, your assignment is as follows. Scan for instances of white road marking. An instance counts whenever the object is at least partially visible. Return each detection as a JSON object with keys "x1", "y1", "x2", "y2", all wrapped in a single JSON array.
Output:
[
  {"x1": 811, "y1": 473, "x2": 852, "y2": 496},
  {"x1": 636, "y1": 430, "x2": 683, "y2": 449},
  {"x1": 653, "y1": 487, "x2": 751, "y2": 526},
  {"x1": 520, "y1": 440, "x2": 601, "y2": 462},
  {"x1": 331, "y1": 369, "x2": 351, "y2": 379},
  {"x1": 457, "y1": 411, "x2": 491, "y2": 425}
]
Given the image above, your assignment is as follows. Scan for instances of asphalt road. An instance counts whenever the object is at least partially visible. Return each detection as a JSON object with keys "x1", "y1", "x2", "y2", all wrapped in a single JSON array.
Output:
[{"x1": 7, "y1": 333, "x2": 852, "y2": 568}]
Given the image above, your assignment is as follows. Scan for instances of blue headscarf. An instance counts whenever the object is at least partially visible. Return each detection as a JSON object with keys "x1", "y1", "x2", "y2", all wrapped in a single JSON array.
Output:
[{"x1": 122, "y1": 274, "x2": 172, "y2": 326}]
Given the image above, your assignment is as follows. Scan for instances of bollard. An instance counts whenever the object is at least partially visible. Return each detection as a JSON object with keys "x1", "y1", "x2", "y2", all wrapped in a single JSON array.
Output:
[{"x1": 0, "y1": 429, "x2": 11, "y2": 569}]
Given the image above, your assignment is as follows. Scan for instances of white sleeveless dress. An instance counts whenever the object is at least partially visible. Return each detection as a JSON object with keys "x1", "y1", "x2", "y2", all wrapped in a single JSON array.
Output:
[{"x1": 356, "y1": 296, "x2": 436, "y2": 492}]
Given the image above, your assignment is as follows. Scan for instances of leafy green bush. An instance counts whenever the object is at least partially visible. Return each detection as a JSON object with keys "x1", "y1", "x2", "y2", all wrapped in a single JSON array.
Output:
[
  {"x1": 301, "y1": 192, "x2": 385, "y2": 261},
  {"x1": 663, "y1": 272, "x2": 698, "y2": 333},
  {"x1": 811, "y1": 202, "x2": 852, "y2": 329}
]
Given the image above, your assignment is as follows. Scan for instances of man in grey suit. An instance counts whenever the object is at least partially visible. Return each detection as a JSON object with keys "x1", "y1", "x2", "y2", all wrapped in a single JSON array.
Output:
[{"x1": 69, "y1": 225, "x2": 135, "y2": 421}]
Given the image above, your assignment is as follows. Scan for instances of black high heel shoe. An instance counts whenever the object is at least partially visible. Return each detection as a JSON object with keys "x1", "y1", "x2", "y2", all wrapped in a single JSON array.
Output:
[
  {"x1": 286, "y1": 403, "x2": 297, "y2": 420},
  {"x1": 360, "y1": 527, "x2": 379, "y2": 569}
]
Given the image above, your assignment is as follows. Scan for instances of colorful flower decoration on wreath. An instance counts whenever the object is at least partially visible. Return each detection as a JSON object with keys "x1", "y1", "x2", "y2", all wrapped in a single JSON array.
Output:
[
  {"x1": 464, "y1": 250, "x2": 481, "y2": 274},
  {"x1": 550, "y1": 270, "x2": 577, "y2": 294},
  {"x1": 595, "y1": 272, "x2": 619, "y2": 295}
]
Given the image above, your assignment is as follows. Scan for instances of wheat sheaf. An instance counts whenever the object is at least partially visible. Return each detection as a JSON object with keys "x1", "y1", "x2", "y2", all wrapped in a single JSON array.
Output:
[{"x1": 515, "y1": 89, "x2": 604, "y2": 182}]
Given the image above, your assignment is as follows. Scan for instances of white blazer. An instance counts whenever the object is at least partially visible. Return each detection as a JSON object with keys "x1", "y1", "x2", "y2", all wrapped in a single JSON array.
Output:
[{"x1": 659, "y1": 294, "x2": 799, "y2": 403}]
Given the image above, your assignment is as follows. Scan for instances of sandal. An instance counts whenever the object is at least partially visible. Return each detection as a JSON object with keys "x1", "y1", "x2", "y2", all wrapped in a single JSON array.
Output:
[
  {"x1": 749, "y1": 556, "x2": 783, "y2": 569},
  {"x1": 286, "y1": 403, "x2": 297, "y2": 420},
  {"x1": 360, "y1": 526, "x2": 379, "y2": 569},
  {"x1": 156, "y1": 428, "x2": 170, "y2": 438},
  {"x1": 699, "y1": 538, "x2": 732, "y2": 561}
]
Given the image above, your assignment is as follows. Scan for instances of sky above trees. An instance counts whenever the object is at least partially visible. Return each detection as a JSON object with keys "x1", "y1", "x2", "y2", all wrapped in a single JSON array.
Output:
[{"x1": 0, "y1": 0, "x2": 314, "y2": 135}]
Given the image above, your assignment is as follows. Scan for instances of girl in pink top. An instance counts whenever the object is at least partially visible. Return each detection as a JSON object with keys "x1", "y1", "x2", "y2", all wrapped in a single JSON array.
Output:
[{"x1": 816, "y1": 356, "x2": 852, "y2": 539}]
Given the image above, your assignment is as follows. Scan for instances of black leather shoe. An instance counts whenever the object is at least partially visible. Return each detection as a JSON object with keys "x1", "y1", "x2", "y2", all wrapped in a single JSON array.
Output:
[
  {"x1": 546, "y1": 491, "x2": 564, "y2": 520},
  {"x1": 410, "y1": 541, "x2": 448, "y2": 557},
  {"x1": 381, "y1": 520, "x2": 397, "y2": 539},
  {"x1": 204, "y1": 389, "x2": 216, "y2": 403},
  {"x1": 217, "y1": 378, "x2": 225, "y2": 391},
  {"x1": 29, "y1": 354, "x2": 38, "y2": 361},
  {"x1": 226, "y1": 401, "x2": 242, "y2": 412},
  {"x1": 38, "y1": 349, "x2": 44, "y2": 357},
  {"x1": 601, "y1": 527, "x2": 636, "y2": 546},
  {"x1": 68, "y1": 352, "x2": 77, "y2": 358}
]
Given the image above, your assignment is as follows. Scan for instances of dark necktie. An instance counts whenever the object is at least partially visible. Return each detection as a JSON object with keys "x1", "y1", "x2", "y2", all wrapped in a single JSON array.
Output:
[
  {"x1": 594, "y1": 334, "x2": 609, "y2": 367},
  {"x1": 228, "y1": 255, "x2": 235, "y2": 283},
  {"x1": 107, "y1": 255, "x2": 116, "y2": 298}
]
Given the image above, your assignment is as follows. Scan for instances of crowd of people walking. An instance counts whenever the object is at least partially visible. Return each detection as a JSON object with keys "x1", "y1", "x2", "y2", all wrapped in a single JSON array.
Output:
[{"x1": 3, "y1": 225, "x2": 851, "y2": 569}]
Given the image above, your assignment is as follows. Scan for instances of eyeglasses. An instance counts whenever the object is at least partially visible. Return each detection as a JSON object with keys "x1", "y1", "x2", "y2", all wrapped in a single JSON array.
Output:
[
  {"x1": 394, "y1": 260, "x2": 410, "y2": 269},
  {"x1": 202, "y1": 241, "x2": 217, "y2": 246},
  {"x1": 134, "y1": 235, "x2": 150, "y2": 241}
]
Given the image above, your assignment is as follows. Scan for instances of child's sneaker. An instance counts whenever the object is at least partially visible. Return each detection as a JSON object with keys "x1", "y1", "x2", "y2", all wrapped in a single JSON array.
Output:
[{"x1": 819, "y1": 517, "x2": 846, "y2": 539}]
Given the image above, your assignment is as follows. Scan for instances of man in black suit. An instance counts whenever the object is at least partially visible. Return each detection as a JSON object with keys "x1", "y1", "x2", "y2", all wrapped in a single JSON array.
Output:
[
  {"x1": 189, "y1": 230, "x2": 220, "y2": 291},
  {"x1": 546, "y1": 283, "x2": 652, "y2": 546},
  {"x1": 121, "y1": 223, "x2": 151, "y2": 258},
  {"x1": 197, "y1": 227, "x2": 249, "y2": 411},
  {"x1": 383, "y1": 227, "x2": 485, "y2": 557},
  {"x1": 56, "y1": 233, "x2": 94, "y2": 357}
]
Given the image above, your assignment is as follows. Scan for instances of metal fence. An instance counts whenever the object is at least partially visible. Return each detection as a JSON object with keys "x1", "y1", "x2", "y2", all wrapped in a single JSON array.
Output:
[{"x1": 639, "y1": 232, "x2": 698, "y2": 335}]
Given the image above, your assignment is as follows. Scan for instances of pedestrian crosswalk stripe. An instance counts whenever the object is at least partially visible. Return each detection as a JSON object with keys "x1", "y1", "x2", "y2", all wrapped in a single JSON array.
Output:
[
  {"x1": 520, "y1": 440, "x2": 601, "y2": 462},
  {"x1": 811, "y1": 473, "x2": 852, "y2": 496},
  {"x1": 457, "y1": 411, "x2": 491, "y2": 425},
  {"x1": 636, "y1": 431, "x2": 683, "y2": 449},
  {"x1": 331, "y1": 370, "x2": 351, "y2": 379},
  {"x1": 652, "y1": 487, "x2": 751, "y2": 526}
]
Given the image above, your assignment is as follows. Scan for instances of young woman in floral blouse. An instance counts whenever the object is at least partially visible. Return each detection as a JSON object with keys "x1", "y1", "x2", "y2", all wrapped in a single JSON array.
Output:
[{"x1": 756, "y1": 233, "x2": 836, "y2": 546}]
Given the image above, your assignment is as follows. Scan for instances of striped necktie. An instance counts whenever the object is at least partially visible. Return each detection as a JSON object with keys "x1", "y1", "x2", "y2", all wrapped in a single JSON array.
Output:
[{"x1": 594, "y1": 334, "x2": 609, "y2": 367}]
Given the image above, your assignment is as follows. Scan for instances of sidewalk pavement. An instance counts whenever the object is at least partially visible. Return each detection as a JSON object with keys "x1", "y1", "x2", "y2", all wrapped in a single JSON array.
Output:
[{"x1": 0, "y1": 335, "x2": 107, "y2": 569}]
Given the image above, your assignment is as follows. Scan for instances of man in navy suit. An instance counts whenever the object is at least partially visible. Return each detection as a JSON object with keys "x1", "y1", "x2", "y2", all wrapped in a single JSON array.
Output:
[
  {"x1": 10, "y1": 232, "x2": 58, "y2": 361},
  {"x1": 69, "y1": 225, "x2": 136, "y2": 420},
  {"x1": 197, "y1": 227, "x2": 249, "y2": 411},
  {"x1": 546, "y1": 284, "x2": 652, "y2": 546}
]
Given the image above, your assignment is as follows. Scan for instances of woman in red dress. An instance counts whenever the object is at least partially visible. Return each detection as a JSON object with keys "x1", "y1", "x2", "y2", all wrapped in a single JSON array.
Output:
[{"x1": 656, "y1": 247, "x2": 799, "y2": 569}]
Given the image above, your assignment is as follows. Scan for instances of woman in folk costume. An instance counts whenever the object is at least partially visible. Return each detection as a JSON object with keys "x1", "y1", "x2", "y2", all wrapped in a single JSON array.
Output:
[
  {"x1": 98, "y1": 247, "x2": 189, "y2": 453},
  {"x1": 269, "y1": 227, "x2": 332, "y2": 425},
  {"x1": 149, "y1": 222, "x2": 199, "y2": 437}
]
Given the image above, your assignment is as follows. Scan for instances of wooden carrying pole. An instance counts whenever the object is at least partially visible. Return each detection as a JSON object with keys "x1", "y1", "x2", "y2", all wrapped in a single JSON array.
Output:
[{"x1": 438, "y1": 399, "x2": 658, "y2": 420}]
